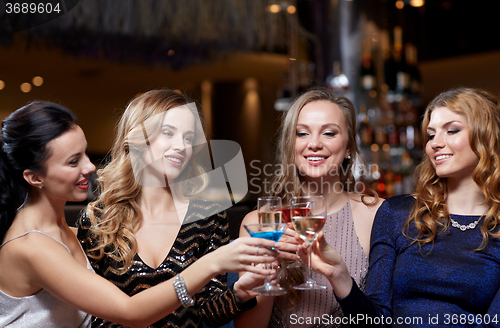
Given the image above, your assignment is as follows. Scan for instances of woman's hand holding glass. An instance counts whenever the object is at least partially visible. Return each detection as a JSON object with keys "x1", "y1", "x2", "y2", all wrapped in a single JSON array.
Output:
[
  {"x1": 244, "y1": 222, "x2": 288, "y2": 296},
  {"x1": 233, "y1": 262, "x2": 280, "y2": 302},
  {"x1": 291, "y1": 195, "x2": 327, "y2": 290},
  {"x1": 209, "y1": 236, "x2": 279, "y2": 276},
  {"x1": 297, "y1": 231, "x2": 353, "y2": 298},
  {"x1": 242, "y1": 196, "x2": 289, "y2": 296},
  {"x1": 277, "y1": 204, "x2": 304, "y2": 269},
  {"x1": 273, "y1": 227, "x2": 301, "y2": 261}
]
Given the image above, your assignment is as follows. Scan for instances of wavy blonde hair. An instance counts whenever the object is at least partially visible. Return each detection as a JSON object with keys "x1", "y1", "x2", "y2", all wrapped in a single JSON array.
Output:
[
  {"x1": 405, "y1": 87, "x2": 500, "y2": 250},
  {"x1": 271, "y1": 87, "x2": 378, "y2": 310},
  {"x1": 85, "y1": 89, "x2": 208, "y2": 272}
]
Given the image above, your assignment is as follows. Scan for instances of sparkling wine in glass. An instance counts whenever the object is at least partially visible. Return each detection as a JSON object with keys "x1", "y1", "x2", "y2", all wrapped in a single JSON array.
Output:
[
  {"x1": 291, "y1": 195, "x2": 327, "y2": 290},
  {"x1": 244, "y1": 222, "x2": 288, "y2": 296},
  {"x1": 279, "y1": 204, "x2": 305, "y2": 269},
  {"x1": 258, "y1": 197, "x2": 282, "y2": 224}
]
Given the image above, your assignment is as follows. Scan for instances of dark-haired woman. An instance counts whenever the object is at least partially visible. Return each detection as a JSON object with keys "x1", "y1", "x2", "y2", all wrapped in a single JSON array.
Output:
[{"x1": 0, "y1": 101, "x2": 278, "y2": 328}]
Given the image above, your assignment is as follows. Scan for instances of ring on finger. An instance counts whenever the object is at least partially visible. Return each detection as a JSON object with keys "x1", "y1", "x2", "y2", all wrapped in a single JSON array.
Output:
[{"x1": 255, "y1": 246, "x2": 259, "y2": 256}]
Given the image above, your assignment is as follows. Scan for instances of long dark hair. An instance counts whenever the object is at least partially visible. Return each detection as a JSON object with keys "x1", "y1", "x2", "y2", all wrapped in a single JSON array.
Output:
[{"x1": 0, "y1": 101, "x2": 78, "y2": 242}]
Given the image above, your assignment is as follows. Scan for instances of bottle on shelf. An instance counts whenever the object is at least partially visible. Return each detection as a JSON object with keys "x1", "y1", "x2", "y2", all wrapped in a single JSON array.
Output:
[
  {"x1": 327, "y1": 61, "x2": 350, "y2": 93},
  {"x1": 381, "y1": 29, "x2": 397, "y2": 96},
  {"x1": 358, "y1": 104, "x2": 373, "y2": 147},
  {"x1": 360, "y1": 39, "x2": 377, "y2": 94},
  {"x1": 405, "y1": 42, "x2": 423, "y2": 105},
  {"x1": 393, "y1": 26, "x2": 410, "y2": 96}
]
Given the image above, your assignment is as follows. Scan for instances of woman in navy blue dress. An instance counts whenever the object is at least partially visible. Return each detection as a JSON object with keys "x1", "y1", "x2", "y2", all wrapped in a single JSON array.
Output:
[{"x1": 303, "y1": 87, "x2": 500, "y2": 327}]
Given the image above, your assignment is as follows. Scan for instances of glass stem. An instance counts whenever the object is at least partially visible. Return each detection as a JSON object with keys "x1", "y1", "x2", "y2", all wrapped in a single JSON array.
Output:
[
  {"x1": 306, "y1": 242, "x2": 312, "y2": 282},
  {"x1": 263, "y1": 254, "x2": 272, "y2": 286}
]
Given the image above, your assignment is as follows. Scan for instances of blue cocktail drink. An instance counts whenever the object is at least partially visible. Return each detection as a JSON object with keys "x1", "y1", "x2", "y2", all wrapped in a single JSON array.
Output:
[
  {"x1": 244, "y1": 222, "x2": 288, "y2": 296},
  {"x1": 247, "y1": 230, "x2": 284, "y2": 243}
]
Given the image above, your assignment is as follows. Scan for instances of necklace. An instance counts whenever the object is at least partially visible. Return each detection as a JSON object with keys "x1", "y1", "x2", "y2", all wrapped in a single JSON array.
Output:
[{"x1": 450, "y1": 217, "x2": 481, "y2": 231}]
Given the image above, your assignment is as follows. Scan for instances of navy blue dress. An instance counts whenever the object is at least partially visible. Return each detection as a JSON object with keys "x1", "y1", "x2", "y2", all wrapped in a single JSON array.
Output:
[{"x1": 339, "y1": 195, "x2": 500, "y2": 327}]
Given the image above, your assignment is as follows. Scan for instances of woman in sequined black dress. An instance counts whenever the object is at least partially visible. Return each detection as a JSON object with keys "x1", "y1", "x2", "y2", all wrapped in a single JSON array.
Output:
[
  {"x1": 0, "y1": 101, "x2": 278, "y2": 328},
  {"x1": 78, "y1": 89, "x2": 272, "y2": 328},
  {"x1": 304, "y1": 87, "x2": 500, "y2": 327}
]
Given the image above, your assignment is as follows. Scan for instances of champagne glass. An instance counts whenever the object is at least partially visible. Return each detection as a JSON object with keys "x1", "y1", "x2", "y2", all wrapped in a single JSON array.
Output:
[
  {"x1": 279, "y1": 204, "x2": 303, "y2": 269},
  {"x1": 291, "y1": 195, "x2": 327, "y2": 290},
  {"x1": 244, "y1": 222, "x2": 288, "y2": 296},
  {"x1": 258, "y1": 197, "x2": 282, "y2": 224}
]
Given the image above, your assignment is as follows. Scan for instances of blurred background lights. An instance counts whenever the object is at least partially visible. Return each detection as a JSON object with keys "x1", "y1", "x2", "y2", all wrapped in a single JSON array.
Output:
[
  {"x1": 0, "y1": 80, "x2": 4, "y2": 90},
  {"x1": 410, "y1": 0, "x2": 425, "y2": 7},
  {"x1": 32, "y1": 76, "x2": 44, "y2": 86},
  {"x1": 266, "y1": 4, "x2": 281, "y2": 13},
  {"x1": 396, "y1": 0, "x2": 404, "y2": 9},
  {"x1": 287, "y1": 5, "x2": 296, "y2": 14},
  {"x1": 20, "y1": 82, "x2": 31, "y2": 93}
]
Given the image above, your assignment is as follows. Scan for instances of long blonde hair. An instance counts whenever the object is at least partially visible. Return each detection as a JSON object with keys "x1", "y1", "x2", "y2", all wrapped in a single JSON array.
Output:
[
  {"x1": 271, "y1": 88, "x2": 378, "y2": 310},
  {"x1": 85, "y1": 89, "x2": 208, "y2": 273},
  {"x1": 406, "y1": 87, "x2": 500, "y2": 250}
]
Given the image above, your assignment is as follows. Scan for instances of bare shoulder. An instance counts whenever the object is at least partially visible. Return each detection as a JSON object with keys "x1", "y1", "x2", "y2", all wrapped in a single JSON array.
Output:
[
  {"x1": 69, "y1": 227, "x2": 78, "y2": 237},
  {"x1": 239, "y1": 209, "x2": 259, "y2": 237},
  {"x1": 6, "y1": 231, "x2": 69, "y2": 262},
  {"x1": 0, "y1": 231, "x2": 73, "y2": 284},
  {"x1": 349, "y1": 193, "x2": 385, "y2": 222}
]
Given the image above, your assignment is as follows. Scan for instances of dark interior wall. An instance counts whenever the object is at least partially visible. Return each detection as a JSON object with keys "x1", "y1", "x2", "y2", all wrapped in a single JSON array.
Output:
[{"x1": 211, "y1": 79, "x2": 284, "y2": 201}]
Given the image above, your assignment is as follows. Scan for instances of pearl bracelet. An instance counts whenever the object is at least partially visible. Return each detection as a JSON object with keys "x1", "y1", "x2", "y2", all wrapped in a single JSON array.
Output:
[{"x1": 173, "y1": 275, "x2": 195, "y2": 307}]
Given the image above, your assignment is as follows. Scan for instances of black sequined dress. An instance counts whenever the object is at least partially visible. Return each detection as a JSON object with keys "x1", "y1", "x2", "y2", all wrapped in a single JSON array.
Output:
[{"x1": 78, "y1": 199, "x2": 256, "y2": 328}]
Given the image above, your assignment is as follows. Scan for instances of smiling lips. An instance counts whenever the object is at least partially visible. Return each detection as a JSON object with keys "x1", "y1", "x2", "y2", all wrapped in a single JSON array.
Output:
[
  {"x1": 165, "y1": 155, "x2": 184, "y2": 167},
  {"x1": 434, "y1": 154, "x2": 453, "y2": 164},
  {"x1": 305, "y1": 156, "x2": 328, "y2": 165},
  {"x1": 76, "y1": 179, "x2": 89, "y2": 190}
]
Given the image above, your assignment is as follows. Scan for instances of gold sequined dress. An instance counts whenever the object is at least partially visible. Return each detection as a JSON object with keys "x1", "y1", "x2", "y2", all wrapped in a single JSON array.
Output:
[{"x1": 78, "y1": 199, "x2": 256, "y2": 328}]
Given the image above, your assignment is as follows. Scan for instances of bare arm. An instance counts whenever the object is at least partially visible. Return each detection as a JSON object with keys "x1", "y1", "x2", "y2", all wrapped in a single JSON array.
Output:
[{"x1": 19, "y1": 233, "x2": 279, "y2": 328}]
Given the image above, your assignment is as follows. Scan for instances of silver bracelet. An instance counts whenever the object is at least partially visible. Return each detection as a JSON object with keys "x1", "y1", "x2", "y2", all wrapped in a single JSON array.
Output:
[{"x1": 173, "y1": 275, "x2": 195, "y2": 307}]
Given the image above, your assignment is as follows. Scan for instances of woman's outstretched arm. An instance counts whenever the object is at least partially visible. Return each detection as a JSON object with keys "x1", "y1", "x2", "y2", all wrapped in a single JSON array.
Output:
[{"x1": 13, "y1": 233, "x2": 279, "y2": 328}]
